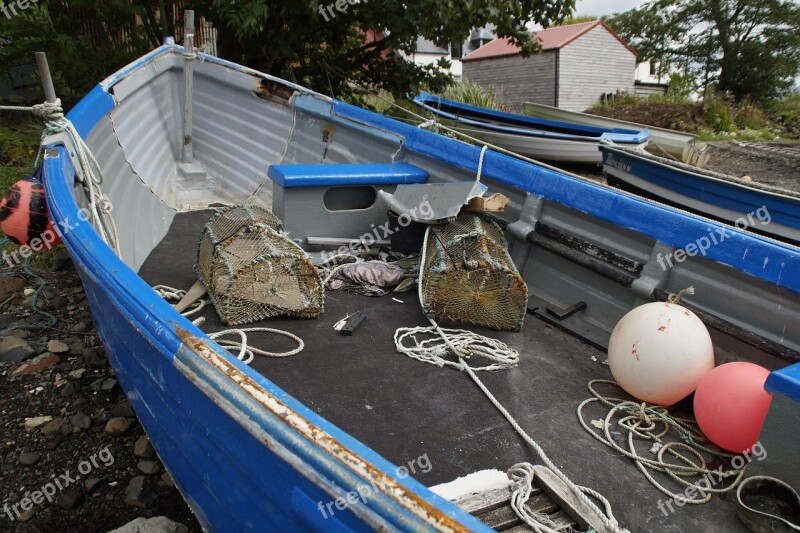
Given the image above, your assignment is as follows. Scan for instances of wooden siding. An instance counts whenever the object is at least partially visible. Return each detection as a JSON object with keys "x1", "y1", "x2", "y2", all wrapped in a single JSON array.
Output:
[
  {"x1": 634, "y1": 83, "x2": 668, "y2": 98},
  {"x1": 557, "y1": 25, "x2": 636, "y2": 112},
  {"x1": 462, "y1": 52, "x2": 557, "y2": 111}
]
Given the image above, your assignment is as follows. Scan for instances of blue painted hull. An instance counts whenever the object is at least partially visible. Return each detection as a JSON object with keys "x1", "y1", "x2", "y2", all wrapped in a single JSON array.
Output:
[
  {"x1": 413, "y1": 92, "x2": 650, "y2": 145},
  {"x1": 600, "y1": 145, "x2": 800, "y2": 243},
  {"x1": 37, "y1": 45, "x2": 800, "y2": 530}
]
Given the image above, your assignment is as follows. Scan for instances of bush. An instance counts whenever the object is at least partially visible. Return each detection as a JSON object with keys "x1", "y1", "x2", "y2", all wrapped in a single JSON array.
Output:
[
  {"x1": 771, "y1": 91, "x2": 800, "y2": 138},
  {"x1": 439, "y1": 81, "x2": 502, "y2": 110}
]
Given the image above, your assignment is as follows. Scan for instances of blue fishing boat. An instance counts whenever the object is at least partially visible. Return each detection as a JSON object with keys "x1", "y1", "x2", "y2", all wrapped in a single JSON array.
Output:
[
  {"x1": 32, "y1": 30, "x2": 800, "y2": 532},
  {"x1": 600, "y1": 144, "x2": 800, "y2": 244},
  {"x1": 413, "y1": 92, "x2": 650, "y2": 163}
]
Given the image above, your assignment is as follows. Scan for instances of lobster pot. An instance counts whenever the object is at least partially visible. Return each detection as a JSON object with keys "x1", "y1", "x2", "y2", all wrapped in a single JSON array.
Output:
[
  {"x1": 196, "y1": 205, "x2": 323, "y2": 325},
  {"x1": 420, "y1": 213, "x2": 527, "y2": 331}
]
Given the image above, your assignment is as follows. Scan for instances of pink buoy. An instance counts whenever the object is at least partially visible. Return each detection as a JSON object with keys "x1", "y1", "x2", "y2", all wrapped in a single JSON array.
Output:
[{"x1": 694, "y1": 362, "x2": 772, "y2": 453}]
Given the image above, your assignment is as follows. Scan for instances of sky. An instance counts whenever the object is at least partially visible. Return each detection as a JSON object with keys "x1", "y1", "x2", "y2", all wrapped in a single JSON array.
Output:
[{"x1": 573, "y1": 0, "x2": 646, "y2": 17}]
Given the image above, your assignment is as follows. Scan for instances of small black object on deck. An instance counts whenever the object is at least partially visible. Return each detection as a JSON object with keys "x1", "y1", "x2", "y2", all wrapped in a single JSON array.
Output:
[{"x1": 340, "y1": 311, "x2": 367, "y2": 336}]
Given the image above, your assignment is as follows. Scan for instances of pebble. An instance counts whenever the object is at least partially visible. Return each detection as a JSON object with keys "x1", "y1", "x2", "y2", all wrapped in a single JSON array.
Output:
[
  {"x1": 0, "y1": 276, "x2": 26, "y2": 300},
  {"x1": 110, "y1": 516, "x2": 188, "y2": 533},
  {"x1": 0, "y1": 313, "x2": 17, "y2": 329},
  {"x1": 134, "y1": 435, "x2": 155, "y2": 458},
  {"x1": 1, "y1": 346, "x2": 35, "y2": 364},
  {"x1": 124, "y1": 476, "x2": 157, "y2": 508},
  {"x1": 70, "y1": 322, "x2": 88, "y2": 334},
  {"x1": 54, "y1": 248, "x2": 73, "y2": 271},
  {"x1": 101, "y1": 378, "x2": 118, "y2": 392},
  {"x1": 16, "y1": 508, "x2": 34, "y2": 522},
  {"x1": 68, "y1": 368, "x2": 86, "y2": 380},
  {"x1": 24, "y1": 416, "x2": 53, "y2": 429},
  {"x1": 82, "y1": 347, "x2": 107, "y2": 367},
  {"x1": 70, "y1": 412, "x2": 92, "y2": 430},
  {"x1": 47, "y1": 340, "x2": 70, "y2": 353},
  {"x1": 60, "y1": 381, "x2": 79, "y2": 398},
  {"x1": 18, "y1": 452, "x2": 41, "y2": 466},
  {"x1": 111, "y1": 400, "x2": 136, "y2": 418},
  {"x1": 137, "y1": 460, "x2": 160, "y2": 475},
  {"x1": 56, "y1": 489, "x2": 84, "y2": 510},
  {"x1": 160, "y1": 471, "x2": 175, "y2": 488},
  {"x1": 84, "y1": 477, "x2": 102, "y2": 493},
  {"x1": 41, "y1": 417, "x2": 66, "y2": 436},
  {"x1": 12, "y1": 353, "x2": 61, "y2": 377},
  {"x1": 0, "y1": 337, "x2": 32, "y2": 360},
  {"x1": 47, "y1": 295, "x2": 69, "y2": 311},
  {"x1": 105, "y1": 417, "x2": 132, "y2": 437}
]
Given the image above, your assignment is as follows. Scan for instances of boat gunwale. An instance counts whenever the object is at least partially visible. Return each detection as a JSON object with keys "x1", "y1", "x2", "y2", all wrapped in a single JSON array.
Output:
[
  {"x1": 414, "y1": 91, "x2": 651, "y2": 144},
  {"x1": 600, "y1": 144, "x2": 800, "y2": 201}
]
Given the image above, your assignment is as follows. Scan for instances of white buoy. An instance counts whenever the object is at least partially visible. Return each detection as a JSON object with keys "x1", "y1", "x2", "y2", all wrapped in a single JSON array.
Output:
[{"x1": 608, "y1": 301, "x2": 715, "y2": 405}]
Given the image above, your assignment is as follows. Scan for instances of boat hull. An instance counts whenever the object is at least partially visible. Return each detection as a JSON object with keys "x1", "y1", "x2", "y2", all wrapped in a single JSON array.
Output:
[
  {"x1": 524, "y1": 101, "x2": 711, "y2": 167},
  {"x1": 600, "y1": 145, "x2": 800, "y2": 244},
  {"x1": 449, "y1": 123, "x2": 646, "y2": 164},
  {"x1": 413, "y1": 92, "x2": 650, "y2": 164}
]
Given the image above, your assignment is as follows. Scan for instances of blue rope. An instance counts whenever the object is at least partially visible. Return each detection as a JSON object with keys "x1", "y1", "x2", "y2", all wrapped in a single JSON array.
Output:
[{"x1": 0, "y1": 247, "x2": 58, "y2": 333}]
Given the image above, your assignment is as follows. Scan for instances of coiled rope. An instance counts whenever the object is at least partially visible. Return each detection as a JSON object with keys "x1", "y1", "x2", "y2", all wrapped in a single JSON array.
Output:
[
  {"x1": 578, "y1": 380, "x2": 746, "y2": 505},
  {"x1": 395, "y1": 227, "x2": 626, "y2": 533},
  {"x1": 0, "y1": 100, "x2": 121, "y2": 256},
  {"x1": 153, "y1": 284, "x2": 304, "y2": 364}
]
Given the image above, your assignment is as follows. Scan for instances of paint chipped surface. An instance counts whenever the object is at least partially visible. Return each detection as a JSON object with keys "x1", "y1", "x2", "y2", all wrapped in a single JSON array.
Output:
[{"x1": 175, "y1": 327, "x2": 468, "y2": 532}]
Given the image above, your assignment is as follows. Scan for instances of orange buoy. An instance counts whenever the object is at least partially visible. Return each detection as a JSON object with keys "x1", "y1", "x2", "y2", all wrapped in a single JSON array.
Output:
[{"x1": 0, "y1": 165, "x2": 61, "y2": 248}]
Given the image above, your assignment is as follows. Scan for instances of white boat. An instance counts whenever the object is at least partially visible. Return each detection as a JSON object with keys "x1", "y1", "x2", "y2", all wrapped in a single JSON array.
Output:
[
  {"x1": 523, "y1": 101, "x2": 711, "y2": 167},
  {"x1": 414, "y1": 93, "x2": 650, "y2": 164}
]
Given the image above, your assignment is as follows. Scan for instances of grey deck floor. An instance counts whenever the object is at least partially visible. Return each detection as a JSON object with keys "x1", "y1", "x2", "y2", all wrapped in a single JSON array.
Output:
[{"x1": 139, "y1": 210, "x2": 747, "y2": 532}]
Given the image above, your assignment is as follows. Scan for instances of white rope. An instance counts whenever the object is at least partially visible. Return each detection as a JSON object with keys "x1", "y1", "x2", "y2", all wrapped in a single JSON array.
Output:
[
  {"x1": 577, "y1": 380, "x2": 746, "y2": 505},
  {"x1": 153, "y1": 284, "x2": 304, "y2": 364},
  {"x1": 208, "y1": 328, "x2": 304, "y2": 364},
  {"x1": 394, "y1": 226, "x2": 626, "y2": 532},
  {"x1": 476, "y1": 144, "x2": 487, "y2": 182},
  {"x1": 0, "y1": 99, "x2": 121, "y2": 256}
]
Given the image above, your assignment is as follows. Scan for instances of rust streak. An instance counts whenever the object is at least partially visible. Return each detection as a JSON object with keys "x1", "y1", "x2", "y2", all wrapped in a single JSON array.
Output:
[{"x1": 176, "y1": 329, "x2": 468, "y2": 532}]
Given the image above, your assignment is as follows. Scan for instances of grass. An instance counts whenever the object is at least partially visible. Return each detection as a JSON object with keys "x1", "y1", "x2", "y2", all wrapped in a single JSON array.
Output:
[
  {"x1": 0, "y1": 114, "x2": 60, "y2": 270},
  {"x1": 439, "y1": 81, "x2": 502, "y2": 110}
]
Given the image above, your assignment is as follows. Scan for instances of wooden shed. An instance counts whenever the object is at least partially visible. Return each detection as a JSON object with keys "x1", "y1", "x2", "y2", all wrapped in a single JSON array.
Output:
[{"x1": 462, "y1": 21, "x2": 637, "y2": 112}]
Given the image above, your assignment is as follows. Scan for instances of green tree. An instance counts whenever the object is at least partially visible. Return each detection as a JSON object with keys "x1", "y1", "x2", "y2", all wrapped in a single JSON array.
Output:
[
  {"x1": 0, "y1": 1, "x2": 173, "y2": 105},
  {"x1": 192, "y1": 0, "x2": 575, "y2": 102},
  {"x1": 605, "y1": 0, "x2": 800, "y2": 103}
]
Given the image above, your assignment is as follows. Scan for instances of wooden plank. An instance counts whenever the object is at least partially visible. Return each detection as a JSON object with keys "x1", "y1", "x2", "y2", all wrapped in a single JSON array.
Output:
[
  {"x1": 465, "y1": 193, "x2": 511, "y2": 213},
  {"x1": 532, "y1": 466, "x2": 613, "y2": 533}
]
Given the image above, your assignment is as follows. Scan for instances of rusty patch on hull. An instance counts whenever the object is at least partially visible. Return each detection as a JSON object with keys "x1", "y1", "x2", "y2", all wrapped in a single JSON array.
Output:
[{"x1": 174, "y1": 325, "x2": 469, "y2": 532}]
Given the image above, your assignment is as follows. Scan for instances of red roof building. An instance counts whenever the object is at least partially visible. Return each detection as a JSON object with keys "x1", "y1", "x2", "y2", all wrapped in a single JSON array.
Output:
[{"x1": 462, "y1": 21, "x2": 638, "y2": 112}]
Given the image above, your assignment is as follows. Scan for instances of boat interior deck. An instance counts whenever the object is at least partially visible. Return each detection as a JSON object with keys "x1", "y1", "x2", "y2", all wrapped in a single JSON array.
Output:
[{"x1": 139, "y1": 210, "x2": 749, "y2": 532}]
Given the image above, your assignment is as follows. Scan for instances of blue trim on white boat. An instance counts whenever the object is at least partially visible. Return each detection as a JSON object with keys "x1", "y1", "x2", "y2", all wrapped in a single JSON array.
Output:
[
  {"x1": 66, "y1": 85, "x2": 115, "y2": 139},
  {"x1": 269, "y1": 162, "x2": 429, "y2": 188},
  {"x1": 413, "y1": 92, "x2": 650, "y2": 144},
  {"x1": 599, "y1": 145, "x2": 800, "y2": 243}
]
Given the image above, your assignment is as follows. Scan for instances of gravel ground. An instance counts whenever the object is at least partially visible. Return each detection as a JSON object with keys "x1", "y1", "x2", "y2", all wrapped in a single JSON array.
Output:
[
  {"x1": 566, "y1": 140, "x2": 800, "y2": 193},
  {"x1": 0, "y1": 251, "x2": 200, "y2": 532},
  {"x1": 0, "y1": 140, "x2": 796, "y2": 531}
]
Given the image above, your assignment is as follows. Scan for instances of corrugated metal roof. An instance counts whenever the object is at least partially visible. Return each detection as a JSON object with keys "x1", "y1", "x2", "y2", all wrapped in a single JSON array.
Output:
[{"x1": 462, "y1": 20, "x2": 636, "y2": 61}]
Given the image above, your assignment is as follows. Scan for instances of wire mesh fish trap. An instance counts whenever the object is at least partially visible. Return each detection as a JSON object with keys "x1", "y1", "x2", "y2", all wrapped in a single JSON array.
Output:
[
  {"x1": 196, "y1": 205, "x2": 323, "y2": 325},
  {"x1": 420, "y1": 213, "x2": 527, "y2": 332}
]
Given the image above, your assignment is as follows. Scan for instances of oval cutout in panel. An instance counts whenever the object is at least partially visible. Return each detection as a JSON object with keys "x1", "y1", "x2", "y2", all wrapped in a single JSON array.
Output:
[{"x1": 323, "y1": 187, "x2": 376, "y2": 211}]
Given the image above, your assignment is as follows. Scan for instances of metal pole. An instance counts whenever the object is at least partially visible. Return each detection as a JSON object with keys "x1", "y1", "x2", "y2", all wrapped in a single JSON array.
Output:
[
  {"x1": 35, "y1": 52, "x2": 57, "y2": 103},
  {"x1": 182, "y1": 10, "x2": 195, "y2": 164}
]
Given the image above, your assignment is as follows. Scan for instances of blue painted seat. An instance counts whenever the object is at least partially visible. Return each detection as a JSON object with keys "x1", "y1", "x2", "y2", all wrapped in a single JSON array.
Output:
[{"x1": 268, "y1": 162, "x2": 429, "y2": 188}]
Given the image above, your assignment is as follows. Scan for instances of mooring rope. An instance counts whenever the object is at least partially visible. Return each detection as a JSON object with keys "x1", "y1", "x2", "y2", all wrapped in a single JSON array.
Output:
[
  {"x1": 395, "y1": 227, "x2": 626, "y2": 533},
  {"x1": 0, "y1": 100, "x2": 121, "y2": 256},
  {"x1": 577, "y1": 380, "x2": 746, "y2": 505},
  {"x1": 153, "y1": 284, "x2": 304, "y2": 364}
]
